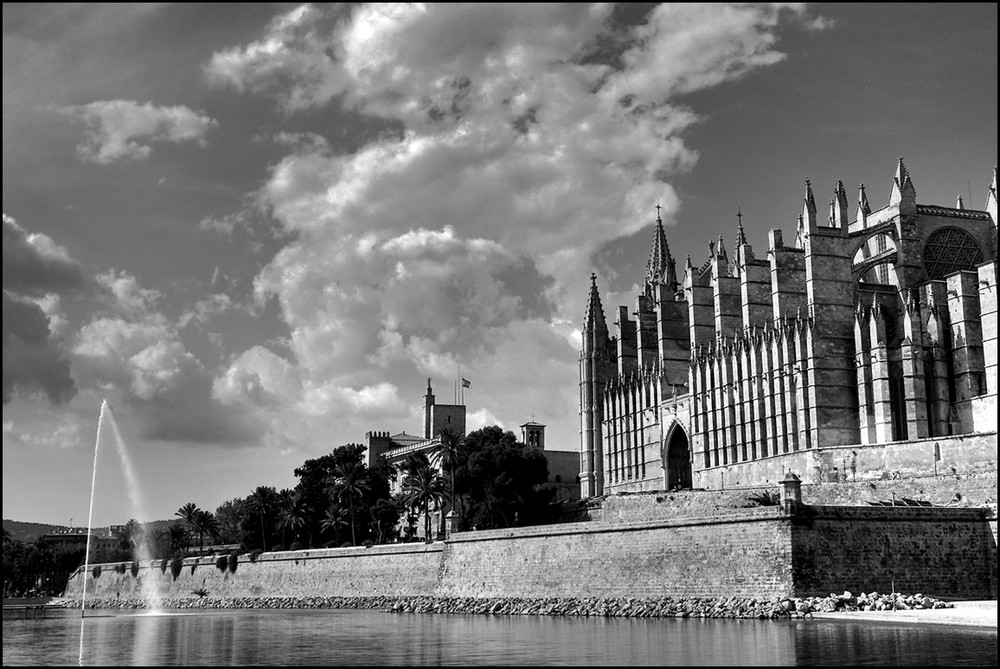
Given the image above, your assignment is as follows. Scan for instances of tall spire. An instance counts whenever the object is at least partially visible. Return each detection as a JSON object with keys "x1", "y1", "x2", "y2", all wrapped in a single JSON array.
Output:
[
  {"x1": 735, "y1": 208, "x2": 747, "y2": 247},
  {"x1": 645, "y1": 204, "x2": 677, "y2": 292},
  {"x1": 584, "y1": 272, "x2": 609, "y2": 336}
]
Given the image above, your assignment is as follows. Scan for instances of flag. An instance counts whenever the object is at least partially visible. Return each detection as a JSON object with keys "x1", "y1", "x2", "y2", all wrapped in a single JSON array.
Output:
[{"x1": 461, "y1": 378, "x2": 471, "y2": 388}]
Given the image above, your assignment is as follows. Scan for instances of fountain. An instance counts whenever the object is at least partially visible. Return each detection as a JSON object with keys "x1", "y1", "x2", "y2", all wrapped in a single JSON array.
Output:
[{"x1": 80, "y1": 400, "x2": 163, "y2": 615}]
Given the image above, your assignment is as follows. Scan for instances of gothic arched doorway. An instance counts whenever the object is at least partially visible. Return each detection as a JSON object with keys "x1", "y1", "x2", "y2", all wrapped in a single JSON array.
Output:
[{"x1": 663, "y1": 422, "x2": 692, "y2": 490}]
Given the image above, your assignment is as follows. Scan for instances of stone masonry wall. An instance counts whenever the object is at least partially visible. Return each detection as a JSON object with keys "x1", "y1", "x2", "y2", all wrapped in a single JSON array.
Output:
[
  {"x1": 695, "y1": 431, "x2": 996, "y2": 489},
  {"x1": 66, "y1": 543, "x2": 443, "y2": 600},
  {"x1": 790, "y1": 506, "x2": 995, "y2": 599},
  {"x1": 65, "y1": 504, "x2": 996, "y2": 603},
  {"x1": 590, "y1": 470, "x2": 997, "y2": 524},
  {"x1": 437, "y1": 509, "x2": 794, "y2": 600}
]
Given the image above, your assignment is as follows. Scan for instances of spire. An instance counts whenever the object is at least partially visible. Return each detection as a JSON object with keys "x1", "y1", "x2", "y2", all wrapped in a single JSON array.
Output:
[
  {"x1": 857, "y1": 183, "x2": 871, "y2": 226},
  {"x1": 831, "y1": 180, "x2": 849, "y2": 228},
  {"x1": 645, "y1": 205, "x2": 677, "y2": 292},
  {"x1": 735, "y1": 208, "x2": 747, "y2": 247},
  {"x1": 956, "y1": 194, "x2": 965, "y2": 210},
  {"x1": 802, "y1": 179, "x2": 818, "y2": 230},
  {"x1": 888, "y1": 157, "x2": 916, "y2": 213},
  {"x1": 716, "y1": 234, "x2": 727, "y2": 260},
  {"x1": 584, "y1": 272, "x2": 609, "y2": 337}
]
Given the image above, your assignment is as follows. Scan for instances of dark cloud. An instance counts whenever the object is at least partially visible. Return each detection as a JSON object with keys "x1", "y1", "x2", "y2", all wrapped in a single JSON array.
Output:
[
  {"x1": 2, "y1": 292, "x2": 76, "y2": 404},
  {"x1": 2, "y1": 215, "x2": 85, "y2": 296},
  {"x1": 127, "y1": 370, "x2": 264, "y2": 447}
]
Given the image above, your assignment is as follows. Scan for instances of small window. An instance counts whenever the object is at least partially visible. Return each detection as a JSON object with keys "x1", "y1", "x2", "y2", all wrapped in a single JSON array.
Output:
[{"x1": 555, "y1": 475, "x2": 562, "y2": 483}]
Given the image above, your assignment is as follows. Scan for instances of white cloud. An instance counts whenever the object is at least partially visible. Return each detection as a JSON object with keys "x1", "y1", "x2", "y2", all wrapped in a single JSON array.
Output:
[
  {"x1": 59, "y1": 100, "x2": 217, "y2": 164},
  {"x1": 178, "y1": 293, "x2": 233, "y2": 328},
  {"x1": 95, "y1": 269, "x2": 162, "y2": 316},
  {"x1": 213, "y1": 345, "x2": 301, "y2": 408},
  {"x1": 205, "y1": 4, "x2": 351, "y2": 112},
  {"x1": 209, "y1": 3, "x2": 819, "y2": 448}
]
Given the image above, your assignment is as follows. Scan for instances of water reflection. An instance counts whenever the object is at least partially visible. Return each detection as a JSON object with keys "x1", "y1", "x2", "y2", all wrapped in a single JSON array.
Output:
[{"x1": 3, "y1": 609, "x2": 995, "y2": 666}]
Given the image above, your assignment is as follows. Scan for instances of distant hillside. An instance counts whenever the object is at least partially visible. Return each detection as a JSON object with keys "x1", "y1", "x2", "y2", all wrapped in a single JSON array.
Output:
[
  {"x1": 3, "y1": 520, "x2": 70, "y2": 543},
  {"x1": 4, "y1": 518, "x2": 177, "y2": 544}
]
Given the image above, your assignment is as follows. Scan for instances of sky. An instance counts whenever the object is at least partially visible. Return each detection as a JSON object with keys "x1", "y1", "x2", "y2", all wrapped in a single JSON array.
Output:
[{"x1": 3, "y1": 3, "x2": 996, "y2": 528}]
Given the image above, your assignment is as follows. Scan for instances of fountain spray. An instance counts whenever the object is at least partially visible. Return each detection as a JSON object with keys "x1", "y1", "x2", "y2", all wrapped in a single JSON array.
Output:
[{"x1": 79, "y1": 399, "x2": 107, "y2": 617}]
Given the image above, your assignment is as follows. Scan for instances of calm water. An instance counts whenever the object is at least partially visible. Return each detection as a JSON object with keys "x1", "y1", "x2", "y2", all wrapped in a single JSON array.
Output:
[{"x1": 2, "y1": 608, "x2": 996, "y2": 666}]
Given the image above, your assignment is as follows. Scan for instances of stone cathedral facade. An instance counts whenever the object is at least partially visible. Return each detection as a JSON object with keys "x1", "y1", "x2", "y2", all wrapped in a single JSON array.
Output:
[{"x1": 579, "y1": 161, "x2": 998, "y2": 498}]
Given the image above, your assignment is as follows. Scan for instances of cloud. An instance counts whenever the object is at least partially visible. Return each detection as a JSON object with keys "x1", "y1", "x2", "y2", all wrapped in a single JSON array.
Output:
[
  {"x1": 2, "y1": 214, "x2": 81, "y2": 404},
  {"x1": 178, "y1": 293, "x2": 234, "y2": 328},
  {"x1": 205, "y1": 4, "x2": 821, "y2": 448},
  {"x1": 72, "y1": 307, "x2": 262, "y2": 446},
  {"x1": 205, "y1": 4, "x2": 352, "y2": 112},
  {"x1": 3, "y1": 214, "x2": 85, "y2": 296},
  {"x1": 2, "y1": 292, "x2": 77, "y2": 405},
  {"x1": 95, "y1": 269, "x2": 162, "y2": 316},
  {"x1": 59, "y1": 100, "x2": 217, "y2": 164}
]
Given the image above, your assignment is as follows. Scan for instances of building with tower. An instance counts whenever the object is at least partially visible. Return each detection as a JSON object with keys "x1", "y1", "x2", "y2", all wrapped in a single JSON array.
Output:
[{"x1": 580, "y1": 160, "x2": 998, "y2": 498}]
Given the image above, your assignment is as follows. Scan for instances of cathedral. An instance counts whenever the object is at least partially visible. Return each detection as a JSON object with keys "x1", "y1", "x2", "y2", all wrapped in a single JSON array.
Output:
[{"x1": 579, "y1": 160, "x2": 998, "y2": 497}]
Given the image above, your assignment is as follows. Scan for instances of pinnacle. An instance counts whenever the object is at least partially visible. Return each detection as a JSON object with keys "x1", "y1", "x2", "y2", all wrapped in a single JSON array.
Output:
[{"x1": 645, "y1": 209, "x2": 677, "y2": 291}]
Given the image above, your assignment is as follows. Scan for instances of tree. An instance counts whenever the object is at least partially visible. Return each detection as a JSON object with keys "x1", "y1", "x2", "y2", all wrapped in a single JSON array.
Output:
[
  {"x1": 214, "y1": 499, "x2": 246, "y2": 545},
  {"x1": 370, "y1": 497, "x2": 402, "y2": 544},
  {"x1": 175, "y1": 502, "x2": 202, "y2": 554},
  {"x1": 246, "y1": 486, "x2": 278, "y2": 552},
  {"x1": 431, "y1": 426, "x2": 466, "y2": 535},
  {"x1": 294, "y1": 444, "x2": 367, "y2": 546},
  {"x1": 192, "y1": 509, "x2": 220, "y2": 554},
  {"x1": 277, "y1": 489, "x2": 311, "y2": 549},
  {"x1": 455, "y1": 425, "x2": 551, "y2": 530},
  {"x1": 327, "y1": 462, "x2": 371, "y2": 545},
  {"x1": 156, "y1": 523, "x2": 190, "y2": 559},
  {"x1": 320, "y1": 504, "x2": 350, "y2": 546},
  {"x1": 115, "y1": 519, "x2": 142, "y2": 559},
  {"x1": 402, "y1": 463, "x2": 448, "y2": 542}
]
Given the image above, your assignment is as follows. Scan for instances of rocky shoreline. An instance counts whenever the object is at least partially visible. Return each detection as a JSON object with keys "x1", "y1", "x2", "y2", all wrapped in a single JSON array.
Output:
[{"x1": 57, "y1": 591, "x2": 952, "y2": 619}]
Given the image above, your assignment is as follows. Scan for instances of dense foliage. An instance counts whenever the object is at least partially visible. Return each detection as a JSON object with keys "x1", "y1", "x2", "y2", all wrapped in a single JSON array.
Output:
[
  {"x1": 5, "y1": 424, "x2": 558, "y2": 593},
  {"x1": 454, "y1": 426, "x2": 552, "y2": 530},
  {"x1": 2, "y1": 530, "x2": 88, "y2": 597}
]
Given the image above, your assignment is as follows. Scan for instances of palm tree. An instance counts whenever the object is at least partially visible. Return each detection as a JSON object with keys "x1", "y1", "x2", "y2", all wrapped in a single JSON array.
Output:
[
  {"x1": 157, "y1": 523, "x2": 190, "y2": 558},
  {"x1": 402, "y1": 464, "x2": 448, "y2": 542},
  {"x1": 320, "y1": 504, "x2": 350, "y2": 546},
  {"x1": 327, "y1": 462, "x2": 371, "y2": 546},
  {"x1": 115, "y1": 518, "x2": 142, "y2": 559},
  {"x1": 246, "y1": 486, "x2": 278, "y2": 552},
  {"x1": 277, "y1": 489, "x2": 310, "y2": 549},
  {"x1": 192, "y1": 509, "x2": 219, "y2": 554},
  {"x1": 175, "y1": 502, "x2": 201, "y2": 552},
  {"x1": 431, "y1": 427, "x2": 465, "y2": 535}
]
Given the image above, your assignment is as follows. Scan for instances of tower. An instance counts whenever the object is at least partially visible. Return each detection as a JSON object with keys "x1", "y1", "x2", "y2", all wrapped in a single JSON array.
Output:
[{"x1": 579, "y1": 273, "x2": 612, "y2": 497}]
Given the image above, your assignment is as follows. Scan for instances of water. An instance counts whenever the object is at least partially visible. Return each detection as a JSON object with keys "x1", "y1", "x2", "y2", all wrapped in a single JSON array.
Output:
[
  {"x1": 2, "y1": 608, "x2": 995, "y2": 666},
  {"x1": 82, "y1": 401, "x2": 162, "y2": 615}
]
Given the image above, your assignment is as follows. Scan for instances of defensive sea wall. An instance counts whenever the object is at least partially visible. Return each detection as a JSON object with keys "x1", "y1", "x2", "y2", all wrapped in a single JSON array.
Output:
[{"x1": 65, "y1": 502, "x2": 995, "y2": 603}]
